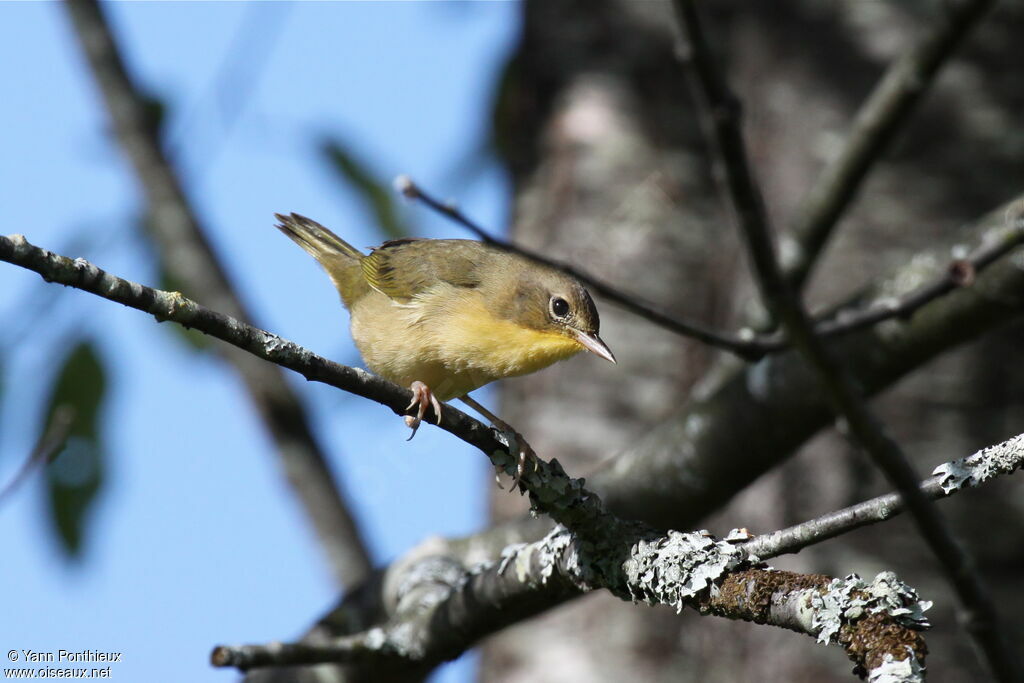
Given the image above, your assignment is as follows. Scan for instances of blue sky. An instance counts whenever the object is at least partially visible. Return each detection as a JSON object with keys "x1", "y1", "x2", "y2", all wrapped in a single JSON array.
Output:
[{"x1": 0, "y1": 3, "x2": 519, "y2": 681}]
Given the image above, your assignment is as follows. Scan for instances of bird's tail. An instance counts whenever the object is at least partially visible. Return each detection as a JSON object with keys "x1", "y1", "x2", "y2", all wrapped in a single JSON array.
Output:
[
  {"x1": 274, "y1": 212, "x2": 365, "y2": 262},
  {"x1": 274, "y1": 212, "x2": 368, "y2": 308}
]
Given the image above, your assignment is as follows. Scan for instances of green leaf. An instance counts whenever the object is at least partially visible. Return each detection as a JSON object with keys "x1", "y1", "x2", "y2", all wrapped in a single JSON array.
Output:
[
  {"x1": 43, "y1": 341, "x2": 107, "y2": 558},
  {"x1": 321, "y1": 139, "x2": 410, "y2": 240}
]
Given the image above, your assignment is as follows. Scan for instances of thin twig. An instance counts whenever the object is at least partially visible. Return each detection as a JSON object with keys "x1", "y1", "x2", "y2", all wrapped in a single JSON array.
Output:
[
  {"x1": 63, "y1": 0, "x2": 372, "y2": 587},
  {"x1": 211, "y1": 634, "x2": 382, "y2": 670},
  {"x1": 785, "y1": 0, "x2": 998, "y2": 290},
  {"x1": 396, "y1": 176, "x2": 1023, "y2": 359},
  {"x1": 757, "y1": 213, "x2": 1024, "y2": 350},
  {"x1": 672, "y1": 2, "x2": 1019, "y2": 680}
]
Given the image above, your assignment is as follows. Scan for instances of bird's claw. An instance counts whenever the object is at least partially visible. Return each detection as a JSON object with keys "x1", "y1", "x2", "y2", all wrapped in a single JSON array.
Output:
[
  {"x1": 405, "y1": 381, "x2": 442, "y2": 440},
  {"x1": 493, "y1": 424, "x2": 535, "y2": 495},
  {"x1": 404, "y1": 415, "x2": 420, "y2": 440}
]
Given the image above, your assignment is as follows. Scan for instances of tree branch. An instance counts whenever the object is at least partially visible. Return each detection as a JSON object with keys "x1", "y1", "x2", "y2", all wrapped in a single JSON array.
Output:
[
  {"x1": 0, "y1": 234, "x2": 497, "y2": 457},
  {"x1": 248, "y1": 429, "x2": 1024, "y2": 681},
  {"x1": 743, "y1": 432, "x2": 1024, "y2": 559},
  {"x1": 0, "y1": 232, "x2": 936, "y2": 681},
  {"x1": 396, "y1": 176, "x2": 1023, "y2": 360},
  {"x1": 212, "y1": 634, "x2": 388, "y2": 670},
  {"x1": 591, "y1": 194, "x2": 1024, "y2": 531},
  {"x1": 62, "y1": 0, "x2": 372, "y2": 587},
  {"x1": 672, "y1": 2, "x2": 1019, "y2": 680},
  {"x1": 756, "y1": 211, "x2": 1024, "y2": 351},
  {"x1": 784, "y1": 0, "x2": 998, "y2": 290},
  {"x1": 250, "y1": 195, "x2": 1024, "y2": 682},
  {"x1": 0, "y1": 233, "x2": 659, "y2": 544},
  {"x1": 216, "y1": 528, "x2": 931, "y2": 682}
]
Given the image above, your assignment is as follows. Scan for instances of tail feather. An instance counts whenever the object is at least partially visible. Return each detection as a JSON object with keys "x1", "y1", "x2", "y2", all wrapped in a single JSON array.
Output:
[
  {"x1": 274, "y1": 213, "x2": 364, "y2": 262},
  {"x1": 274, "y1": 213, "x2": 367, "y2": 308}
]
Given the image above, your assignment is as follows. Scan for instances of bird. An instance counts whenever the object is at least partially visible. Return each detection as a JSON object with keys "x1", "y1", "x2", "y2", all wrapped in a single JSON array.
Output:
[{"x1": 274, "y1": 212, "x2": 616, "y2": 486}]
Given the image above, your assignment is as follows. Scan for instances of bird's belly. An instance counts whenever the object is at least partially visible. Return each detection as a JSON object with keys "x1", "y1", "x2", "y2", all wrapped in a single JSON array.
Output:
[{"x1": 350, "y1": 295, "x2": 493, "y2": 400}]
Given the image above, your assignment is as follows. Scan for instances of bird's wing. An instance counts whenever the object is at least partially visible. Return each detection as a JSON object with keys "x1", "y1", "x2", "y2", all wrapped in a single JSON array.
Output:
[{"x1": 361, "y1": 239, "x2": 486, "y2": 305}]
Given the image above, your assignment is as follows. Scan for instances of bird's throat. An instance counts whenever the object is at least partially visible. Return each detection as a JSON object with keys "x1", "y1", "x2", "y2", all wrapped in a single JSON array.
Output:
[{"x1": 440, "y1": 299, "x2": 582, "y2": 378}]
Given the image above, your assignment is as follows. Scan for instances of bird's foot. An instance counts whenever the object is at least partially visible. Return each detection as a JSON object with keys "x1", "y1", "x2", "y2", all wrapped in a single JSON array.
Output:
[
  {"x1": 456, "y1": 395, "x2": 537, "y2": 493},
  {"x1": 490, "y1": 419, "x2": 537, "y2": 494},
  {"x1": 404, "y1": 381, "x2": 443, "y2": 440}
]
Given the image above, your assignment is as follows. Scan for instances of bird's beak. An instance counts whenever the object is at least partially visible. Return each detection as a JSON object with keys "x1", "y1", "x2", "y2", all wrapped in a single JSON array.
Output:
[{"x1": 573, "y1": 330, "x2": 617, "y2": 364}]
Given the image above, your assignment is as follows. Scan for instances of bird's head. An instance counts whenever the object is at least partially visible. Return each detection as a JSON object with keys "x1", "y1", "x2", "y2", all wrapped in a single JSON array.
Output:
[{"x1": 497, "y1": 264, "x2": 616, "y2": 365}]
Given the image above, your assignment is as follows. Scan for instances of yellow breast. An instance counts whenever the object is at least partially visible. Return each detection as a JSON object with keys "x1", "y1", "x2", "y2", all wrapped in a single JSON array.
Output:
[{"x1": 349, "y1": 288, "x2": 581, "y2": 400}]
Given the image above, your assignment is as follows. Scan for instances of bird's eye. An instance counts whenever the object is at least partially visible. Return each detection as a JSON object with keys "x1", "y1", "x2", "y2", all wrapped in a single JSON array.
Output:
[{"x1": 550, "y1": 296, "x2": 570, "y2": 318}]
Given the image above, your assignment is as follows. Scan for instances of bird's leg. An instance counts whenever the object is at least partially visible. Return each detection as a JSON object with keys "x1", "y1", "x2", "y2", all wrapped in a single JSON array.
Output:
[
  {"x1": 404, "y1": 380, "x2": 443, "y2": 440},
  {"x1": 459, "y1": 395, "x2": 536, "y2": 493}
]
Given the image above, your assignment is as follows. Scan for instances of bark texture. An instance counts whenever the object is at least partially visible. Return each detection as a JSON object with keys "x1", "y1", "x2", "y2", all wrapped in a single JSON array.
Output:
[{"x1": 486, "y1": 1, "x2": 1024, "y2": 681}]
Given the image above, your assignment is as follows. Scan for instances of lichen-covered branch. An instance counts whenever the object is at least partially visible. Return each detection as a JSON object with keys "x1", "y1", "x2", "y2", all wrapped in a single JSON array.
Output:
[
  {"x1": 704, "y1": 570, "x2": 928, "y2": 681},
  {"x1": 744, "y1": 432, "x2": 1024, "y2": 559},
  {"x1": 264, "y1": 197, "x2": 1024, "y2": 681},
  {"x1": 216, "y1": 526, "x2": 932, "y2": 682},
  {"x1": 0, "y1": 232, "x2": 933, "y2": 682},
  {"x1": 63, "y1": 0, "x2": 372, "y2": 587},
  {"x1": 289, "y1": 429, "x2": 1023, "y2": 683},
  {"x1": 672, "y1": 2, "x2": 1016, "y2": 679}
]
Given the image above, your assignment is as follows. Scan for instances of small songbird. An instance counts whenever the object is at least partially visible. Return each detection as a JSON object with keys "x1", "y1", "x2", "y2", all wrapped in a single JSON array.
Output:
[{"x1": 274, "y1": 213, "x2": 615, "y2": 483}]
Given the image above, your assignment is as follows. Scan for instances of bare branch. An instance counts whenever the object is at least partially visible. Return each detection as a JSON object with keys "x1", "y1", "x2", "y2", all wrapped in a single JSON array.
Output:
[
  {"x1": 785, "y1": 0, "x2": 998, "y2": 290},
  {"x1": 212, "y1": 634, "x2": 384, "y2": 670},
  {"x1": 62, "y1": 0, "x2": 372, "y2": 587},
  {"x1": 397, "y1": 177, "x2": 1024, "y2": 362},
  {"x1": 0, "y1": 235, "x2": 497, "y2": 462},
  {"x1": 757, "y1": 213, "x2": 1024, "y2": 350},
  {"x1": 672, "y1": 2, "x2": 1018, "y2": 680}
]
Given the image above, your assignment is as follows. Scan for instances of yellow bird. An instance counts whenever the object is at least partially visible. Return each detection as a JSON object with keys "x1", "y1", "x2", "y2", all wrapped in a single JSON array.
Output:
[{"x1": 275, "y1": 213, "x2": 615, "y2": 478}]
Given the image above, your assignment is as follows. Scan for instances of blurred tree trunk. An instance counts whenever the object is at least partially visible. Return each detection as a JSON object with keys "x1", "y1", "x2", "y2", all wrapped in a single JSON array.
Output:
[{"x1": 486, "y1": 1, "x2": 1024, "y2": 681}]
